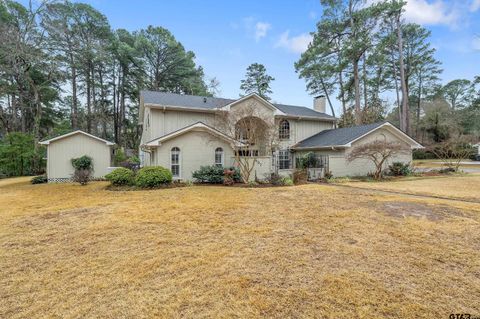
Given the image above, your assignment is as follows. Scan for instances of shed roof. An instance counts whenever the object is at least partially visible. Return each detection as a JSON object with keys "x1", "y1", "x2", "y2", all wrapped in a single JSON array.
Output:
[{"x1": 39, "y1": 130, "x2": 115, "y2": 146}]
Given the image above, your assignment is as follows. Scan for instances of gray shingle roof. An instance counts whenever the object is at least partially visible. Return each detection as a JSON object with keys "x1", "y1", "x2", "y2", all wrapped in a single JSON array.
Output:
[
  {"x1": 293, "y1": 122, "x2": 387, "y2": 149},
  {"x1": 141, "y1": 91, "x2": 335, "y2": 120}
]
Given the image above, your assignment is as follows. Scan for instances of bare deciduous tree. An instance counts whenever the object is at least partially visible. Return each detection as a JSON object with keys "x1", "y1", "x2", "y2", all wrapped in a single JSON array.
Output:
[
  {"x1": 213, "y1": 100, "x2": 277, "y2": 183},
  {"x1": 429, "y1": 136, "x2": 474, "y2": 172},
  {"x1": 347, "y1": 140, "x2": 410, "y2": 179}
]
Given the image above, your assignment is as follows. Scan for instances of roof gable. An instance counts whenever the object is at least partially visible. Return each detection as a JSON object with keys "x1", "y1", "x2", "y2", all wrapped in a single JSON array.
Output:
[
  {"x1": 292, "y1": 122, "x2": 423, "y2": 149},
  {"x1": 140, "y1": 91, "x2": 336, "y2": 121},
  {"x1": 39, "y1": 130, "x2": 115, "y2": 146},
  {"x1": 144, "y1": 122, "x2": 243, "y2": 147},
  {"x1": 221, "y1": 93, "x2": 284, "y2": 115}
]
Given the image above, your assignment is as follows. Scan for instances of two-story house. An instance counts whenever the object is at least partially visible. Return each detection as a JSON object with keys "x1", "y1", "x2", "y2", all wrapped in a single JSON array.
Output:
[{"x1": 139, "y1": 91, "x2": 422, "y2": 180}]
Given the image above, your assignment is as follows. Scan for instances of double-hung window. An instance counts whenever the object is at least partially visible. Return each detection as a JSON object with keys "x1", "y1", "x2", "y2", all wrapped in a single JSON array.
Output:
[
  {"x1": 278, "y1": 149, "x2": 291, "y2": 170},
  {"x1": 279, "y1": 119, "x2": 290, "y2": 140},
  {"x1": 215, "y1": 147, "x2": 224, "y2": 166},
  {"x1": 171, "y1": 147, "x2": 180, "y2": 177}
]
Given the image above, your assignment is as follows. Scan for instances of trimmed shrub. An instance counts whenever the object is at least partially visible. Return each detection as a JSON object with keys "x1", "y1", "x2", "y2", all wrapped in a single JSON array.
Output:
[
  {"x1": 31, "y1": 175, "x2": 48, "y2": 184},
  {"x1": 135, "y1": 166, "x2": 172, "y2": 188},
  {"x1": 192, "y1": 165, "x2": 224, "y2": 183},
  {"x1": 292, "y1": 169, "x2": 307, "y2": 184},
  {"x1": 113, "y1": 148, "x2": 127, "y2": 166},
  {"x1": 105, "y1": 167, "x2": 135, "y2": 186},
  {"x1": 223, "y1": 168, "x2": 235, "y2": 186},
  {"x1": 388, "y1": 162, "x2": 412, "y2": 176},
  {"x1": 71, "y1": 155, "x2": 93, "y2": 185},
  {"x1": 192, "y1": 165, "x2": 241, "y2": 184},
  {"x1": 296, "y1": 152, "x2": 318, "y2": 169},
  {"x1": 264, "y1": 172, "x2": 283, "y2": 185},
  {"x1": 281, "y1": 176, "x2": 294, "y2": 186},
  {"x1": 413, "y1": 149, "x2": 437, "y2": 160},
  {"x1": 439, "y1": 167, "x2": 456, "y2": 174},
  {"x1": 324, "y1": 171, "x2": 333, "y2": 180},
  {"x1": 71, "y1": 155, "x2": 93, "y2": 170}
]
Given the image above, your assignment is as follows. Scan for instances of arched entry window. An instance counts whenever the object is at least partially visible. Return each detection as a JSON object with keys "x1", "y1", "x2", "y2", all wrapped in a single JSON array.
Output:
[
  {"x1": 215, "y1": 147, "x2": 224, "y2": 167},
  {"x1": 279, "y1": 119, "x2": 290, "y2": 140},
  {"x1": 171, "y1": 147, "x2": 180, "y2": 177}
]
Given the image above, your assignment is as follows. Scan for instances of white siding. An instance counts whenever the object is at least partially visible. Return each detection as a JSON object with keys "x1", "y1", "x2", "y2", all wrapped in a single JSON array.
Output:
[
  {"x1": 295, "y1": 127, "x2": 413, "y2": 177},
  {"x1": 142, "y1": 97, "x2": 334, "y2": 151},
  {"x1": 339, "y1": 127, "x2": 412, "y2": 177},
  {"x1": 293, "y1": 120, "x2": 333, "y2": 143},
  {"x1": 277, "y1": 119, "x2": 334, "y2": 149},
  {"x1": 152, "y1": 131, "x2": 235, "y2": 180},
  {"x1": 47, "y1": 134, "x2": 112, "y2": 180},
  {"x1": 150, "y1": 109, "x2": 215, "y2": 138}
]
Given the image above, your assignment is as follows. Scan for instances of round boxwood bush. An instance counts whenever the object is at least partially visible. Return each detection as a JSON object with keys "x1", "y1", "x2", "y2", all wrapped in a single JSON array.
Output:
[
  {"x1": 105, "y1": 167, "x2": 135, "y2": 186},
  {"x1": 31, "y1": 175, "x2": 48, "y2": 184},
  {"x1": 135, "y1": 166, "x2": 172, "y2": 188}
]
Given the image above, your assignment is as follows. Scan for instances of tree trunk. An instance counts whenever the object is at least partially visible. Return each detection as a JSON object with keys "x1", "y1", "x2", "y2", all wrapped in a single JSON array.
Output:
[
  {"x1": 120, "y1": 67, "x2": 126, "y2": 143},
  {"x1": 391, "y1": 54, "x2": 402, "y2": 124},
  {"x1": 362, "y1": 53, "x2": 368, "y2": 111},
  {"x1": 92, "y1": 68, "x2": 97, "y2": 135},
  {"x1": 348, "y1": 0, "x2": 362, "y2": 125},
  {"x1": 353, "y1": 60, "x2": 362, "y2": 125},
  {"x1": 396, "y1": 14, "x2": 409, "y2": 134},
  {"x1": 99, "y1": 67, "x2": 107, "y2": 138},
  {"x1": 86, "y1": 65, "x2": 92, "y2": 133},
  {"x1": 10, "y1": 93, "x2": 16, "y2": 132},
  {"x1": 338, "y1": 68, "x2": 347, "y2": 127},
  {"x1": 70, "y1": 54, "x2": 78, "y2": 130},
  {"x1": 319, "y1": 77, "x2": 337, "y2": 128},
  {"x1": 28, "y1": 77, "x2": 42, "y2": 174},
  {"x1": 416, "y1": 74, "x2": 422, "y2": 139},
  {"x1": 112, "y1": 64, "x2": 118, "y2": 144}
]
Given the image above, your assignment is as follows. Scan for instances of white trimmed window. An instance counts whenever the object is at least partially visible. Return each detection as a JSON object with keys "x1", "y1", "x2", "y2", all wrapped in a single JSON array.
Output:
[
  {"x1": 215, "y1": 147, "x2": 224, "y2": 167},
  {"x1": 171, "y1": 147, "x2": 180, "y2": 177},
  {"x1": 279, "y1": 119, "x2": 290, "y2": 140},
  {"x1": 278, "y1": 149, "x2": 291, "y2": 170}
]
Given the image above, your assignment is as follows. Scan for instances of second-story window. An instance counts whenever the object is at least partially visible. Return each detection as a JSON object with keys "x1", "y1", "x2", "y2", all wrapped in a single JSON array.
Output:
[{"x1": 279, "y1": 119, "x2": 290, "y2": 140}]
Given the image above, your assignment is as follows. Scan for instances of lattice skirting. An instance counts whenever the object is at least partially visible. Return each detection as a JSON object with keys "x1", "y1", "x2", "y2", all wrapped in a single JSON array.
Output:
[
  {"x1": 48, "y1": 177, "x2": 72, "y2": 183},
  {"x1": 48, "y1": 177, "x2": 106, "y2": 183}
]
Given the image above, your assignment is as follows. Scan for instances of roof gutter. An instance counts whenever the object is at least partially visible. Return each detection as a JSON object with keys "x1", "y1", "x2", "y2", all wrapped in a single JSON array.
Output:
[
  {"x1": 145, "y1": 103, "x2": 218, "y2": 113},
  {"x1": 276, "y1": 114, "x2": 337, "y2": 122},
  {"x1": 290, "y1": 145, "x2": 349, "y2": 151}
]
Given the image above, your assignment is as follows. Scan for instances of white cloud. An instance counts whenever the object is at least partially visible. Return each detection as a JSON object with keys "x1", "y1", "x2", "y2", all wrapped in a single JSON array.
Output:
[
  {"x1": 403, "y1": 0, "x2": 459, "y2": 26},
  {"x1": 275, "y1": 31, "x2": 312, "y2": 54},
  {"x1": 254, "y1": 22, "x2": 271, "y2": 42},
  {"x1": 238, "y1": 17, "x2": 271, "y2": 42},
  {"x1": 309, "y1": 11, "x2": 317, "y2": 19},
  {"x1": 470, "y1": 0, "x2": 480, "y2": 12},
  {"x1": 368, "y1": 0, "x2": 460, "y2": 26},
  {"x1": 472, "y1": 37, "x2": 480, "y2": 51}
]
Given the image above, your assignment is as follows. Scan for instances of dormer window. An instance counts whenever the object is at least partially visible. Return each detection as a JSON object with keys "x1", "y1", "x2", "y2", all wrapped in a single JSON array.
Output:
[{"x1": 279, "y1": 119, "x2": 290, "y2": 140}]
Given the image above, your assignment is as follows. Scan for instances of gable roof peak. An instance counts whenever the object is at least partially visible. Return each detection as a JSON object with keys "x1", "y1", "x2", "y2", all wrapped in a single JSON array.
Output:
[
  {"x1": 140, "y1": 90, "x2": 336, "y2": 121},
  {"x1": 39, "y1": 130, "x2": 115, "y2": 146}
]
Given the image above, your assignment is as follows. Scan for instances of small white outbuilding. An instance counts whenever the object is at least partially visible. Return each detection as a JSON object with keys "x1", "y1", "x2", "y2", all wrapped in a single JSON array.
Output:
[{"x1": 39, "y1": 130, "x2": 114, "y2": 182}]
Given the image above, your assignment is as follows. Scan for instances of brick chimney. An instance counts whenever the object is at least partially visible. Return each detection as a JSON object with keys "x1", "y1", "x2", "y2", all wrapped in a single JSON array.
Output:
[{"x1": 313, "y1": 95, "x2": 326, "y2": 113}]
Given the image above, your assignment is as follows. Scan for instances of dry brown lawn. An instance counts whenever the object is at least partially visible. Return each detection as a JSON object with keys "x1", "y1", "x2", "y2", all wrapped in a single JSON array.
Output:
[
  {"x1": 341, "y1": 173, "x2": 480, "y2": 202},
  {"x1": 1, "y1": 176, "x2": 479, "y2": 318}
]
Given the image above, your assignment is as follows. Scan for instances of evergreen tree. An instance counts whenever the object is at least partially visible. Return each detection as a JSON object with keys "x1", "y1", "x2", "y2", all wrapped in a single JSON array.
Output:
[{"x1": 240, "y1": 63, "x2": 274, "y2": 100}]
